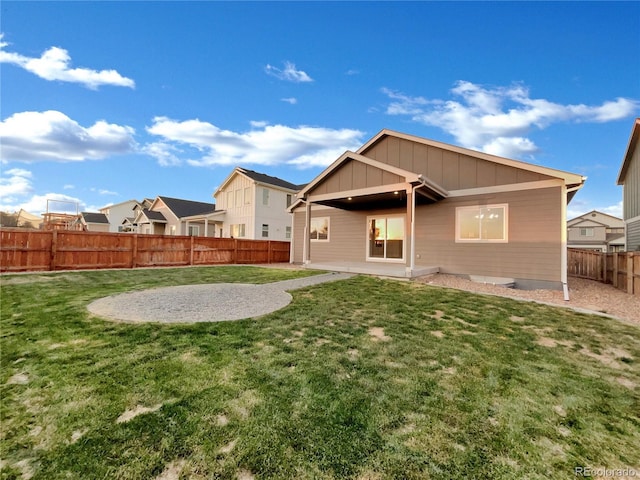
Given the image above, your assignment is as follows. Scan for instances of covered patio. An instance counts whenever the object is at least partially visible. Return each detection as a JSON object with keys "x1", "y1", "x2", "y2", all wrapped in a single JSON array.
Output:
[{"x1": 303, "y1": 261, "x2": 439, "y2": 279}]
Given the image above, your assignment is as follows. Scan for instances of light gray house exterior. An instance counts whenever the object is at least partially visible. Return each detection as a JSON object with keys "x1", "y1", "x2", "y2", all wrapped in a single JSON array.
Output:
[{"x1": 290, "y1": 129, "x2": 586, "y2": 290}]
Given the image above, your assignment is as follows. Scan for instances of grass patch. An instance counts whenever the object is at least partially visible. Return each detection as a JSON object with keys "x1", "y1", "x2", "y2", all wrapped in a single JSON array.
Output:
[{"x1": 1, "y1": 267, "x2": 639, "y2": 479}]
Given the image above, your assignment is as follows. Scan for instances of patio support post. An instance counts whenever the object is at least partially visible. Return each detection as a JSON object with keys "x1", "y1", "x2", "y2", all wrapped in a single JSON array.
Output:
[
  {"x1": 406, "y1": 184, "x2": 414, "y2": 277},
  {"x1": 303, "y1": 200, "x2": 311, "y2": 264},
  {"x1": 561, "y1": 185, "x2": 570, "y2": 300}
]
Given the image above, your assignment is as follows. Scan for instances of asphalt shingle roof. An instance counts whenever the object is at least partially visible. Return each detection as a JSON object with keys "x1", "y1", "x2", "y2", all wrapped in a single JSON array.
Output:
[
  {"x1": 239, "y1": 168, "x2": 303, "y2": 191},
  {"x1": 158, "y1": 196, "x2": 216, "y2": 218},
  {"x1": 81, "y1": 212, "x2": 109, "y2": 224}
]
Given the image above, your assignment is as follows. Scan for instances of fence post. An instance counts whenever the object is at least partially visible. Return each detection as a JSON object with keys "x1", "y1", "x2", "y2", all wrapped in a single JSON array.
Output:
[
  {"x1": 50, "y1": 230, "x2": 58, "y2": 271},
  {"x1": 628, "y1": 253, "x2": 634, "y2": 294},
  {"x1": 613, "y1": 252, "x2": 619, "y2": 288},
  {"x1": 190, "y1": 236, "x2": 195, "y2": 266},
  {"x1": 233, "y1": 238, "x2": 238, "y2": 264},
  {"x1": 268, "y1": 241, "x2": 272, "y2": 264},
  {"x1": 132, "y1": 234, "x2": 138, "y2": 269}
]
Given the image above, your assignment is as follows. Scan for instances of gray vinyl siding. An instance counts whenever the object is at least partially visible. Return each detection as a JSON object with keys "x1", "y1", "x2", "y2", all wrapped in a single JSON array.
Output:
[
  {"x1": 414, "y1": 186, "x2": 562, "y2": 282},
  {"x1": 626, "y1": 220, "x2": 640, "y2": 251},
  {"x1": 292, "y1": 207, "x2": 406, "y2": 264},
  {"x1": 623, "y1": 137, "x2": 640, "y2": 220}
]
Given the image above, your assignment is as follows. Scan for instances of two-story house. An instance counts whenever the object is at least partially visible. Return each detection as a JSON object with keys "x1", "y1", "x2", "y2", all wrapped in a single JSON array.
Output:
[
  {"x1": 617, "y1": 118, "x2": 640, "y2": 251},
  {"x1": 567, "y1": 210, "x2": 625, "y2": 252},
  {"x1": 205, "y1": 167, "x2": 302, "y2": 241},
  {"x1": 132, "y1": 196, "x2": 216, "y2": 236},
  {"x1": 100, "y1": 199, "x2": 149, "y2": 233}
]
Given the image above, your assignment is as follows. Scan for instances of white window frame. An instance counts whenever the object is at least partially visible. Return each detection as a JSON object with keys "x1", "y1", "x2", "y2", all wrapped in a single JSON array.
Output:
[
  {"x1": 262, "y1": 188, "x2": 270, "y2": 206},
  {"x1": 285, "y1": 226, "x2": 292, "y2": 239},
  {"x1": 262, "y1": 224, "x2": 269, "y2": 238},
  {"x1": 188, "y1": 225, "x2": 200, "y2": 236},
  {"x1": 235, "y1": 189, "x2": 243, "y2": 208},
  {"x1": 580, "y1": 227, "x2": 594, "y2": 237},
  {"x1": 455, "y1": 204, "x2": 508, "y2": 243},
  {"x1": 226, "y1": 191, "x2": 233, "y2": 209},
  {"x1": 310, "y1": 217, "x2": 330, "y2": 242},
  {"x1": 231, "y1": 224, "x2": 246, "y2": 238},
  {"x1": 244, "y1": 187, "x2": 251, "y2": 205},
  {"x1": 366, "y1": 215, "x2": 406, "y2": 263}
]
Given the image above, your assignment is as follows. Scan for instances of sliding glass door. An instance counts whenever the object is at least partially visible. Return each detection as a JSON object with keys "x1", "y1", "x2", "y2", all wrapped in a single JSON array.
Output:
[{"x1": 367, "y1": 216, "x2": 404, "y2": 261}]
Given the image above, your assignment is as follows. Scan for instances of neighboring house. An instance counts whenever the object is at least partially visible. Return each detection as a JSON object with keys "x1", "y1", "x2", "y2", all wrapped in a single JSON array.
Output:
[
  {"x1": 289, "y1": 129, "x2": 586, "y2": 291},
  {"x1": 567, "y1": 211, "x2": 625, "y2": 252},
  {"x1": 192, "y1": 167, "x2": 302, "y2": 241},
  {"x1": 99, "y1": 199, "x2": 149, "y2": 233},
  {"x1": 132, "y1": 196, "x2": 216, "y2": 236},
  {"x1": 74, "y1": 212, "x2": 111, "y2": 232},
  {"x1": 617, "y1": 118, "x2": 640, "y2": 251}
]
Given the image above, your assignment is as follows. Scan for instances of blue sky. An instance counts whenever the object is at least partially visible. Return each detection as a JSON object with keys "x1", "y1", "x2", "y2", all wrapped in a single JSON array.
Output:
[{"x1": 1, "y1": 1, "x2": 639, "y2": 219}]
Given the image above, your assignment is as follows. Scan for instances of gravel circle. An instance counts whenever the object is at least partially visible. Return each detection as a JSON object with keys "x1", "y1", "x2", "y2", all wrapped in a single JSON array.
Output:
[{"x1": 87, "y1": 272, "x2": 353, "y2": 323}]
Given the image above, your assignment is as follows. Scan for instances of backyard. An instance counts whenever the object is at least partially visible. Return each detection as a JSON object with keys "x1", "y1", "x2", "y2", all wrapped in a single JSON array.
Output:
[{"x1": 1, "y1": 266, "x2": 639, "y2": 479}]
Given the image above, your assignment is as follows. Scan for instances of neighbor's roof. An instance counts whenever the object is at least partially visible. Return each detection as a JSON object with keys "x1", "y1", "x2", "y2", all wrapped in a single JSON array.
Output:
[
  {"x1": 617, "y1": 118, "x2": 640, "y2": 185},
  {"x1": 156, "y1": 196, "x2": 216, "y2": 218},
  {"x1": 81, "y1": 212, "x2": 109, "y2": 224},
  {"x1": 215, "y1": 167, "x2": 302, "y2": 196},
  {"x1": 142, "y1": 209, "x2": 167, "y2": 223}
]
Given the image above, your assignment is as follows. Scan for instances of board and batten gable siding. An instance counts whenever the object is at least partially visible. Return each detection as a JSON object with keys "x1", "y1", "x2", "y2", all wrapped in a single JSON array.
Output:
[
  {"x1": 623, "y1": 127, "x2": 640, "y2": 221},
  {"x1": 216, "y1": 173, "x2": 255, "y2": 238},
  {"x1": 622, "y1": 132, "x2": 640, "y2": 251},
  {"x1": 292, "y1": 206, "x2": 407, "y2": 264},
  {"x1": 306, "y1": 160, "x2": 405, "y2": 196},
  {"x1": 415, "y1": 186, "x2": 563, "y2": 284},
  {"x1": 362, "y1": 136, "x2": 553, "y2": 191}
]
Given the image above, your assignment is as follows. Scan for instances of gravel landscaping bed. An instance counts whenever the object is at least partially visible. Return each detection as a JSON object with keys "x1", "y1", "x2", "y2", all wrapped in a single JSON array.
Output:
[{"x1": 417, "y1": 274, "x2": 640, "y2": 324}]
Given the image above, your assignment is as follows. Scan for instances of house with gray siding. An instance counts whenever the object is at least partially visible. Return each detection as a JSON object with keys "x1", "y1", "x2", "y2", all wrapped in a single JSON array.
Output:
[
  {"x1": 617, "y1": 118, "x2": 640, "y2": 251},
  {"x1": 289, "y1": 129, "x2": 586, "y2": 291},
  {"x1": 567, "y1": 210, "x2": 625, "y2": 252}
]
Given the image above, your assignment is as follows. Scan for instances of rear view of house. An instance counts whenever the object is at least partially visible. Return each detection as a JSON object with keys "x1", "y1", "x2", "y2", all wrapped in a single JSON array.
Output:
[{"x1": 290, "y1": 129, "x2": 585, "y2": 290}]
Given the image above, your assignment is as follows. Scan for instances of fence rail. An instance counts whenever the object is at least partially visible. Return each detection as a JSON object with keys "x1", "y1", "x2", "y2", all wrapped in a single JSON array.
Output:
[
  {"x1": 0, "y1": 228, "x2": 290, "y2": 272},
  {"x1": 567, "y1": 248, "x2": 639, "y2": 296}
]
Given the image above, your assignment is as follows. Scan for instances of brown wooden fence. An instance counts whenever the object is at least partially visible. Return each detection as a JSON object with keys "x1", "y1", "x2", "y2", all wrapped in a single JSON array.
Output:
[
  {"x1": 0, "y1": 228, "x2": 290, "y2": 272},
  {"x1": 567, "y1": 248, "x2": 639, "y2": 296}
]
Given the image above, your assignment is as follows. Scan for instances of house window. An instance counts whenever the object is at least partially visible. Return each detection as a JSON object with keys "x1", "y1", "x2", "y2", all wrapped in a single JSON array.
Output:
[
  {"x1": 286, "y1": 194, "x2": 292, "y2": 208},
  {"x1": 262, "y1": 188, "x2": 270, "y2": 206},
  {"x1": 235, "y1": 189, "x2": 242, "y2": 207},
  {"x1": 231, "y1": 224, "x2": 245, "y2": 238},
  {"x1": 310, "y1": 217, "x2": 329, "y2": 241},
  {"x1": 227, "y1": 191, "x2": 234, "y2": 209},
  {"x1": 188, "y1": 225, "x2": 199, "y2": 236},
  {"x1": 580, "y1": 227, "x2": 594, "y2": 237},
  {"x1": 170, "y1": 225, "x2": 176, "y2": 236},
  {"x1": 456, "y1": 205, "x2": 508, "y2": 243},
  {"x1": 262, "y1": 224, "x2": 269, "y2": 238},
  {"x1": 285, "y1": 226, "x2": 292, "y2": 239},
  {"x1": 244, "y1": 187, "x2": 251, "y2": 205},
  {"x1": 367, "y1": 216, "x2": 404, "y2": 260}
]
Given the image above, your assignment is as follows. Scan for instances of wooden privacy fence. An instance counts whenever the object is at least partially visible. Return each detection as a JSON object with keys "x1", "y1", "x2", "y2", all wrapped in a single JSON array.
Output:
[
  {"x1": 0, "y1": 228, "x2": 290, "y2": 272},
  {"x1": 567, "y1": 248, "x2": 639, "y2": 296}
]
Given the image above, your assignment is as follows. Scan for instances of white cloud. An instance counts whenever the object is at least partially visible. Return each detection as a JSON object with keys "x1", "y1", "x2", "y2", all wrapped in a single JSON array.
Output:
[
  {"x1": 0, "y1": 110, "x2": 136, "y2": 162},
  {"x1": 0, "y1": 168, "x2": 34, "y2": 204},
  {"x1": 0, "y1": 33, "x2": 135, "y2": 89},
  {"x1": 145, "y1": 118, "x2": 364, "y2": 168},
  {"x1": 265, "y1": 61, "x2": 313, "y2": 83},
  {"x1": 63, "y1": 184, "x2": 75, "y2": 190},
  {"x1": 0, "y1": 192, "x2": 84, "y2": 215},
  {"x1": 383, "y1": 81, "x2": 639, "y2": 159},
  {"x1": 281, "y1": 97, "x2": 298, "y2": 105}
]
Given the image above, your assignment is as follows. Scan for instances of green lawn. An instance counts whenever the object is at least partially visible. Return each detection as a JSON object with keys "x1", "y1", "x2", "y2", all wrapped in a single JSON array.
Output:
[{"x1": 1, "y1": 266, "x2": 639, "y2": 479}]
